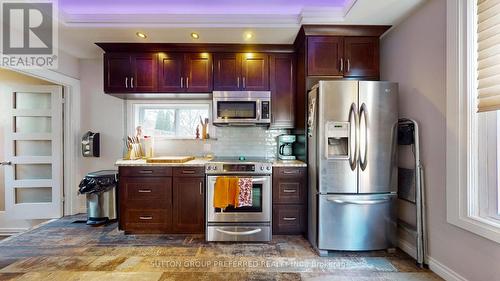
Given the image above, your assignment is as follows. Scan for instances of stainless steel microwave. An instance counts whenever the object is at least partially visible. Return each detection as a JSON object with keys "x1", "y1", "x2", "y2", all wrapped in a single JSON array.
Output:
[{"x1": 212, "y1": 91, "x2": 271, "y2": 126}]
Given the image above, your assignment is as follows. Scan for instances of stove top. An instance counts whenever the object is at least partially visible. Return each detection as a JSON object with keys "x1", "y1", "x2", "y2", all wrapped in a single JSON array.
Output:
[{"x1": 206, "y1": 157, "x2": 273, "y2": 174}]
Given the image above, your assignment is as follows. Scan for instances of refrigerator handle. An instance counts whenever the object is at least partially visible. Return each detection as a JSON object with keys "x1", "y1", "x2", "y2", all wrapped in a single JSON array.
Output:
[
  {"x1": 360, "y1": 103, "x2": 368, "y2": 171},
  {"x1": 348, "y1": 103, "x2": 358, "y2": 171},
  {"x1": 327, "y1": 197, "x2": 391, "y2": 205}
]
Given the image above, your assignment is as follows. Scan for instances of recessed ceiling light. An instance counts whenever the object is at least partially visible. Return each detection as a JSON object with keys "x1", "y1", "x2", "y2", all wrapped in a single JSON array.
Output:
[
  {"x1": 191, "y1": 32, "x2": 200, "y2": 39},
  {"x1": 244, "y1": 32, "x2": 254, "y2": 40},
  {"x1": 136, "y1": 32, "x2": 147, "y2": 39}
]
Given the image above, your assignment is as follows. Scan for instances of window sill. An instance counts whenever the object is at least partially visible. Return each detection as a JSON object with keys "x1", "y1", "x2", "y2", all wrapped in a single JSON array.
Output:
[
  {"x1": 448, "y1": 214, "x2": 500, "y2": 244},
  {"x1": 152, "y1": 137, "x2": 217, "y2": 141}
]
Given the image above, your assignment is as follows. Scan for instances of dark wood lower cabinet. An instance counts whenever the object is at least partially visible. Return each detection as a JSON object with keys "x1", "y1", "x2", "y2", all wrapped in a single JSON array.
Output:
[
  {"x1": 118, "y1": 166, "x2": 205, "y2": 234},
  {"x1": 172, "y1": 176, "x2": 205, "y2": 234},
  {"x1": 272, "y1": 167, "x2": 307, "y2": 235}
]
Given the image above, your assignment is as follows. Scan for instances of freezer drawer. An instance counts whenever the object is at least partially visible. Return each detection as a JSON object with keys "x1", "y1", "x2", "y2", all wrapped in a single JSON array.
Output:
[
  {"x1": 318, "y1": 194, "x2": 396, "y2": 251},
  {"x1": 206, "y1": 224, "x2": 271, "y2": 242}
]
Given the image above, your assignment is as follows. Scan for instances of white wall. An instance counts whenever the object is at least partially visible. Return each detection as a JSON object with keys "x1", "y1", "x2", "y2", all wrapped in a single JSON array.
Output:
[{"x1": 381, "y1": 1, "x2": 500, "y2": 280}]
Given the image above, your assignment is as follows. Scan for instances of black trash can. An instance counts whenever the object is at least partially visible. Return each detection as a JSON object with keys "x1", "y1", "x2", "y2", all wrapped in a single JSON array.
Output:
[{"x1": 79, "y1": 170, "x2": 118, "y2": 226}]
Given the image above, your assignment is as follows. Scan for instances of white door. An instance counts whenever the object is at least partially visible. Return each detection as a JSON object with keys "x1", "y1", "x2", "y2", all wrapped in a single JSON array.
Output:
[{"x1": 2, "y1": 85, "x2": 63, "y2": 219}]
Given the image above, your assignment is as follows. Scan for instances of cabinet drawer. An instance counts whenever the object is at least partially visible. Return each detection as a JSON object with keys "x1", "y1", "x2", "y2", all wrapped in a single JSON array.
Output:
[
  {"x1": 124, "y1": 209, "x2": 170, "y2": 234},
  {"x1": 120, "y1": 177, "x2": 172, "y2": 209},
  {"x1": 272, "y1": 204, "x2": 306, "y2": 235},
  {"x1": 120, "y1": 166, "x2": 172, "y2": 177},
  {"x1": 273, "y1": 180, "x2": 306, "y2": 204},
  {"x1": 274, "y1": 167, "x2": 305, "y2": 178},
  {"x1": 173, "y1": 167, "x2": 205, "y2": 177}
]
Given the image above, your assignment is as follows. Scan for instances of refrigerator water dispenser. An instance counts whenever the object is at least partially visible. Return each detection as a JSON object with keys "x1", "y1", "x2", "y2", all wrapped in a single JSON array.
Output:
[{"x1": 325, "y1": 121, "x2": 349, "y2": 159}]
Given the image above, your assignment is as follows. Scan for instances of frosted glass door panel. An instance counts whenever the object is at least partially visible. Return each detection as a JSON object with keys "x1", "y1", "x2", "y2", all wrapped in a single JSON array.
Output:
[
  {"x1": 15, "y1": 187, "x2": 52, "y2": 203},
  {"x1": 15, "y1": 140, "x2": 52, "y2": 156},
  {"x1": 15, "y1": 92, "x2": 51, "y2": 109},
  {"x1": 14, "y1": 117, "x2": 52, "y2": 133},
  {"x1": 15, "y1": 164, "x2": 52, "y2": 180}
]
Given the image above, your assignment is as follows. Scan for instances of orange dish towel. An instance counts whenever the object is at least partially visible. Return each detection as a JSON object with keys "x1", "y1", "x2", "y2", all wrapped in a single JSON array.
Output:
[{"x1": 213, "y1": 177, "x2": 240, "y2": 209}]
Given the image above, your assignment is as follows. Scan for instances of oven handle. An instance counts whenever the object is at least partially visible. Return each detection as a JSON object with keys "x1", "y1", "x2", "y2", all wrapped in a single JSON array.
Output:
[
  {"x1": 251, "y1": 178, "x2": 267, "y2": 183},
  {"x1": 215, "y1": 228, "x2": 262, "y2": 236}
]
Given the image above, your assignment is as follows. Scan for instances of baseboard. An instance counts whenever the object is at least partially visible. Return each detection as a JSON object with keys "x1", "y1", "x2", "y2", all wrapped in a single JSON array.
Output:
[
  {"x1": 0, "y1": 228, "x2": 28, "y2": 236},
  {"x1": 397, "y1": 238, "x2": 417, "y2": 259},
  {"x1": 398, "y1": 238, "x2": 468, "y2": 281},
  {"x1": 428, "y1": 257, "x2": 468, "y2": 281}
]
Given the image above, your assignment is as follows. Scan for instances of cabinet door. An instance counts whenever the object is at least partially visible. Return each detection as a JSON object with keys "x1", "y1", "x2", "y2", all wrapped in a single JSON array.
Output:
[
  {"x1": 270, "y1": 54, "x2": 295, "y2": 128},
  {"x1": 131, "y1": 53, "x2": 158, "y2": 92},
  {"x1": 172, "y1": 177, "x2": 205, "y2": 233},
  {"x1": 185, "y1": 53, "x2": 213, "y2": 93},
  {"x1": 307, "y1": 36, "x2": 344, "y2": 76},
  {"x1": 104, "y1": 53, "x2": 132, "y2": 93},
  {"x1": 214, "y1": 53, "x2": 241, "y2": 90},
  {"x1": 241, "y1": 53, "x2": 269, "y2": 91},
  {"x1": 158, "y1": 53, "x2": 185, "y2": 92},
  {"x1": 344, "y1": 37, "x2": 379, "y2": 78}
]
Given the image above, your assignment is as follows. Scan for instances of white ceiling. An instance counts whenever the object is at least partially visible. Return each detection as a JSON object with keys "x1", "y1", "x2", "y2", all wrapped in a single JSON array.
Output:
[{"x1": 57, "y1": 0, "x2": 426, "y2": 58}]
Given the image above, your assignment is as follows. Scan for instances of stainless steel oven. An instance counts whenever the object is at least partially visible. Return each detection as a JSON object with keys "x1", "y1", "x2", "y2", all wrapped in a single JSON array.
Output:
[
  {"x1": 205, "y1": 159, "x2": 272, "y2": 241},
  {"x1": 212, "y1": 91, "x2": 271, "y2": 126}
]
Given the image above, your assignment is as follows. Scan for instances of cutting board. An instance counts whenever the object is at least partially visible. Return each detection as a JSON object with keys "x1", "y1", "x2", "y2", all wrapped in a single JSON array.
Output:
[{"x1": 146, "y1": 156, "x2": 195, "y2": 164}]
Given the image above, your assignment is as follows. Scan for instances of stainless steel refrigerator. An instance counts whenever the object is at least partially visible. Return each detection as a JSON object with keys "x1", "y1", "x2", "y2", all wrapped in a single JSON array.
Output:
[{"x1": 307, "y1": 80, "x2": 398, "y2": 255}]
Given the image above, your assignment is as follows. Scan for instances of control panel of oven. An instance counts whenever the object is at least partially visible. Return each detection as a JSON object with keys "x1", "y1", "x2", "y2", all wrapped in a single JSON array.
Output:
[{"x1": 205, "y1": 163, "x2": 272, "y2": 174}]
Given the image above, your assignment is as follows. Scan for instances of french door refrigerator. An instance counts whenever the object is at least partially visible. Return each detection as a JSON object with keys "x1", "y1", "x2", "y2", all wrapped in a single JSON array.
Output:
[{"x1": 307, "y1": 80, "x2": 398, "y2": 255}]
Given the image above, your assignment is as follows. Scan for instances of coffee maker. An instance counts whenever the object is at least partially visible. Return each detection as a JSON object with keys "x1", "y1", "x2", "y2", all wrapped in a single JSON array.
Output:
[{"x1": 277, "y1": 135, "x2": 296, "y2": 160}]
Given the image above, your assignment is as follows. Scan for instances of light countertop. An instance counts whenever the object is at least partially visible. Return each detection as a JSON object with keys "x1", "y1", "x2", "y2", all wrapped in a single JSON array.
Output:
[{"x1": 115, "y1": 158, "x2": 307, "y2": 167}]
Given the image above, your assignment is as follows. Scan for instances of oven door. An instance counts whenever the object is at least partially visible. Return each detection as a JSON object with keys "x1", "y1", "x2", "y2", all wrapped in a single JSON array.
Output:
[{"x1": 206, "y1": 175, "x2": 271, "y2": 223}]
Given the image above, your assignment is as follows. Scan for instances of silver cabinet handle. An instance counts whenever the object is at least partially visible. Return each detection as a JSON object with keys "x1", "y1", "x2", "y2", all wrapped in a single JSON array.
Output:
[
  {"x1": 242, "y1": 77, "x2": 246, "y2": 89},
  {"x1": 327, "y1": 198, "x2": 390, "y2": 205},
  {"x1": 138, "y1": 189, "x2": 152, "y2": 193},
  {"x1": 340, "y1": 58, "x2": 344, "y2": 72},
  {"x1": 347, "y1": 59, "x2": 351, "y2": 72},
  {"x1": 237, "y1": 77, "x2": 240, "y2": 88},
  {"x1": 283, "y1": 170, "x2": 298, "y2": 174},
  {"x1": 0, "y1": 161, "x2": 12, "y2": 166},
  {"x1": 199, "y1": 182, "x2": 203, "y2": 195},
  {"x1": 348, "y1": 103, "x2": 359, "y2": 171},
  {"x1": 359, "y1": 103, "x2": 368, "y2": 171},
  {"x1": 139, "y1": 216, "x2": 153, "y2": 220},
  {"x1": 283, "y1": 217, "x2": 297, "y2": 221},
  {"x1": 180, "y1": 77, "x2": 184, "y2": 88},
  {"x1": 125, "y1": 77, "x2": 128, "y2": 88},
  {"x1": 181, "y1": 170, "x2": 196, "y2": 174},
  {"x1": 216, "y1": 228, "x2": 261, "y2": 236},
  {"x1": 186, "y1": 77, "x2": 189, "y2": 89},
  {"x1": 283, "y1": 189, "x2": 297, "y2": 193},
  {"x1": 130, "y1": 77, "x2": 134, "y2": 88},
  {"x1": 138, "y1": 170, "x2": 153, "y2": 174}
]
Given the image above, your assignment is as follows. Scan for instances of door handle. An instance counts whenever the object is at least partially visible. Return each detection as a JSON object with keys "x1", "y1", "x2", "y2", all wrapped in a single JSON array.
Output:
[
  {"x1": 125, "y1": 77, "x2": 128, "y2": 88},
  {"x1": 130, "y1": 77, "x2": 134, "y2": 88},
  {"x1": 347, "y1": 59, "x2": 351, "y2": 72},
  {"x1": 186, "y1": 77, "x2": 189, "y2": 89},
  {"x1": 251, "y1": 178, "x2": 266, "y2": 183},
  {"x1": 180, "y1": 77, "x2": 184, "y2": 88},
  {"x1": 237, "y1": 77, "x2": 240, "y2": 88},
  {"x1": 340, "y1": 58, "x2": 344, "y2": 72},
  {"x1": 199, "y1": 182, "x2": 203, "y2": 195},
  {"x1": 327, "y1": 197, "x2": 391, "y2": 205},
  {"x1": 215, "y1": 228, "x2": 262, "y2": 236},
  {"x1": 359, "y1": 103, "x2": 368, "y2": 171},
  {"x1": 242, "y1": 77, "x2": 246, "y2": 89},
  {"x1": 349, "y1": 103, "x2": 359, "y2": 171},
  {"x1": 0, "y1": 161, "x2": 12, "y2": 166}
]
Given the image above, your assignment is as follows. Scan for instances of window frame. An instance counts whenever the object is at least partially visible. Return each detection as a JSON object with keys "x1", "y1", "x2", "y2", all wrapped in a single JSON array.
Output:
[
  {"x1": 446, "y1": 0, "x2": 500, "y2": 243},
  {"x1": 126, "y1": 99, "x2": 212, "y2": 140}
]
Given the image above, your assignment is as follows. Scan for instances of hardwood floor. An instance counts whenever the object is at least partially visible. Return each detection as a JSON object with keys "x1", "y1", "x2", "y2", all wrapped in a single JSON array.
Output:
[{"x1": 0, "y1": 215, "x2": 442, "y2": 281}]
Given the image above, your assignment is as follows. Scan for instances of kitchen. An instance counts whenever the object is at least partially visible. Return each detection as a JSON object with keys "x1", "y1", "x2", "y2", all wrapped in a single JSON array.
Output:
[{"x1": 0, "y1": 1, "x2": 499, "y2": 281}]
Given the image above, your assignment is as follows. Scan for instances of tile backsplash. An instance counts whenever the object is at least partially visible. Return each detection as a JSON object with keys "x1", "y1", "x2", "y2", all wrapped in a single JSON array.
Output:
[{"x1": 153, "y1": 127, "x2": 289, "y2": 159}]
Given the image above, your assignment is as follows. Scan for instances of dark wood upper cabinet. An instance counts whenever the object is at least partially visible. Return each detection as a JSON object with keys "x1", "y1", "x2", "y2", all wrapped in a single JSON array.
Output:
[
  {"x1": 241, "y1": 53, "x2": 269, "y2": 91},
  {"x1": 307, "y1": 36, "x2": 344, "y2": 76},
  {"x1": 343, "y1": 37, "x2": 379, "y2": 78},
  {"x1": 158, "y1": 53, "x2": 184, "y2": 92},
  {"x1": 104, "y1": 53, "x2": 132, "y2": 93},
  {"x1": 185, "y1": 53, "x2": 213, "y2": 92},
  {"x1": 104, "y1": 53, "x2": 157, "y2": 93},
  {"x1": 131, "y1": 53, "x2": 158, "y2": 92},
  {"x1": 270, "y1": 54, "x2": 295, "y2": 128},
  {"x1": 214, "y1": 53, "x2": 241, "y2": 91},
  {"x1": 172, "y1": 176, "x2": 205, "y2": 234}
]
